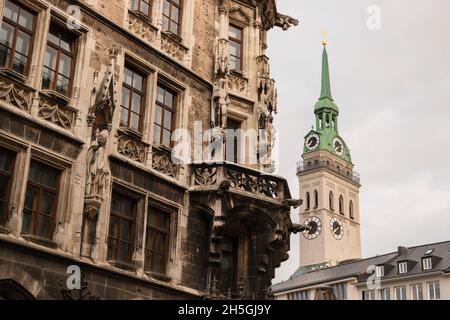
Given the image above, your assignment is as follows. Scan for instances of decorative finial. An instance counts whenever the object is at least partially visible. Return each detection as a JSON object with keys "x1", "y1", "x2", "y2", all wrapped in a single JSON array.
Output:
[{"x1": 321, "y1": 30, "x2": 328, "y2": 46}]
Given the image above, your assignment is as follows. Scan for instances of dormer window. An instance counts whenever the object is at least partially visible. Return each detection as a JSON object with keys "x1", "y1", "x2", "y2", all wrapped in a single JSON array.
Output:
[
  {"x1": 375, "y1": 265, "x2": 384, "y2": 277},
  {"x1": 422, "y1": 257, "x2": 432, "y2": 270},
  {"x1": 398, "y1": 261, "x2": 408, "y2": 274}
]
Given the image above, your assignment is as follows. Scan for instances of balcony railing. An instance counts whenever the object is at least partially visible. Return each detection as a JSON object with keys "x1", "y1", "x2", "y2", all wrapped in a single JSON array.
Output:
[
  {"x1": 297, "y1": 160, "x2": 360, "y2": 185},
  {"x1": 192, "y1": 161, "x2": 288, "y2": 200}
]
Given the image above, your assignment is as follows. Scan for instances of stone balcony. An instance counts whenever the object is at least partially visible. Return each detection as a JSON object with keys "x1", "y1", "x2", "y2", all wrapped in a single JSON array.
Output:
[{"x1": 191, "y1": 161, "x2": 289, "y2": 201}]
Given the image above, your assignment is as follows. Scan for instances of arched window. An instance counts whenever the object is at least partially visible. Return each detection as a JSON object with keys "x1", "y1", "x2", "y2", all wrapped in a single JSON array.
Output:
[
  {"x1": 305, "y1": 192, "x2": 311, "y2": 210},
  {"x1": 339, "y1": 195, "x2": 344, "y2": 215},
  {"x1": 329, "y1": 191, "x2": 334, "y2": 211},
  {"x1": 314, "y1": 190, "x2": 319, "y2": 209},
  {"x1": 349, "y1": 201, "x2": 354, "y2": 219}
]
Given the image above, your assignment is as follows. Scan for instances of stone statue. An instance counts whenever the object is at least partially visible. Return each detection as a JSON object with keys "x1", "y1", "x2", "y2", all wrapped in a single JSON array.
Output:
[
  {"x1": 86, "y1": 128, "x2": 109, "y2": 199},
  {"x1": 212, "y1": 78, "x2": 230, "y2": 129}
]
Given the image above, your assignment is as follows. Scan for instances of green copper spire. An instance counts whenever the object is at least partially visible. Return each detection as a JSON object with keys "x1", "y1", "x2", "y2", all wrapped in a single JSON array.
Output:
[
  {"x1": 315, "y1": 44, "x2": 339, "y2": 113},
  {"x1": 303, "y1": 41, "x2": 353, "y2": 164},
  {"x1": 320, "y1": 46, "x2": 333, "y2": 101}
]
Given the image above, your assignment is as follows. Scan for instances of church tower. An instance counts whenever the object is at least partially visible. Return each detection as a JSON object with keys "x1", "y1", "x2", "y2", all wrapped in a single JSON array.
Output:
[{"x1": 298, "y1": 42, "x2": 362, "y2": 267}]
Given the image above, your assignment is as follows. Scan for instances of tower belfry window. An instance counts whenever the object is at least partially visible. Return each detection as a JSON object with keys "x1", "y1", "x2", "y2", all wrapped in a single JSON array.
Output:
[
  {"x1": 339, "y1": 195, "x2": 344, "y2": 215},
  {"x1": 329, "y1": 191, "x2": 334, "y2": 211},
  {"x1": 314, "y1": 190, "x2": 319, "y2": 209},
  {"x1": 305, "y1": 192, "x2": 310, "y2": 211}
]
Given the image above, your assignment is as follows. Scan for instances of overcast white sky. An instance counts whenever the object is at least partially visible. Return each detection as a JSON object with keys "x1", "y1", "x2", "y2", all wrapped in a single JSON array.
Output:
[{"x1": 268, "y1": 0, "x2": 450, "y2": 283}]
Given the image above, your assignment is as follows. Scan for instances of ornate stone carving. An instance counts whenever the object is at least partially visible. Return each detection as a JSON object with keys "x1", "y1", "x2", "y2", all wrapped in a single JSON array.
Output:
[
  {"x1": 194, "y1": 166, "x2": 218, "y2": 186},
  {"x1": 0, "y1": 79, "x2": 31, "y2": 111},
  {"x1": 275, "y1": 13, "x2": 299, "y2": 31},
  {"x1": 228, "y1": 74, "x2": 247, "y2": 93},
  {"x1": 38, "y1": 98, "x2": 76, "y2": 130},
  {"x1": 152, "y1": 146, "x2": 178, "y2": 178},
  {"x1": 215, "y1": 39, "x2": 229, "y2": 80},
  {"x1": 86, "y1": 129, "x2": 109, "y2": 200},
  {"x1": 128, "y1": 12, "x2": 157, "y2": 43},
  {"x1": 89, "y1": 47, "x2": 119, "y2": 130},
  {"x1": 61, "y1": 273, "x2": 99, "y2": 300},
  {"x1": 161, "y1": 33, "x2": 187, "y2": 62},
  {"x1": 227, "y1": 169, "x2": 279, "y2": 199},
  {"x1": 117, "y1": 134, "x2": 147, "y2": 164},
  {"x1": 212, "y1": 78, "x2": 230, "y2": 129}
]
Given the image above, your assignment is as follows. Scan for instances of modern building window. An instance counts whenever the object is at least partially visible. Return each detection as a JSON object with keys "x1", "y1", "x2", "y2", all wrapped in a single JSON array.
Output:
[
  {"x1": 220, "y1": 235, "x2": 238, "y2": 292},
  {"x1": 427, "y1": 281, "x2": 440, "y2": 300},
  {"x1": 339, "y1": 195, "x2": 344, "y2": 215},
  {"x1": 42, "y1": 24, "x2": 76, "y2": 96},
  {"x1": 228, "y1": 24, "x2": 243, "y2": 71},
  {"x1": 349, "y1": 200, "x2": 354, "y2": 219},
  {"x1": 130, "y1": 0, "x2": 152, "y2": 17},
  {"x1": 107, "y1": 192, "x2": 136, "y2": 264},
  {"x1": 375, "y1": 265, "x2": 384, "y2": 277},
  {"x1": 314, "y1": 190, "x2": 318, "y2": 208},
  {"x1": 120, "y1": 65, "x2": 146, "y2": 133},
  {"x1": 0, "y1": 0, "x2": 35, "y2": 75},
  {"x1": 363, "y1": 290, "x2": 375, "y2": 300},
  {"x1": 329, "y1": 191, "x2": 334, "y2": 211},
  {"x1": 395, "y1": 286, "x2": 407, "y2": 300},
  {"x1": 379, "y1": 288, "x2": 391, "y2": 300},
  {"x1": 144, "y1": 206, "x2": 170, "y2": 275},
  {"x1": 0, "y1": 149, "x2": 15, "y2": 226},
  {"x1": 226, "y1": 118, "x2": 242, "y2": 164},
  {"x1": 411, "y1": 284, "x2": 423, "y2": 300},
  {"x1": 305, "y1": 192, "x2": 310, "y2": 211},
  {"x1": 153, "y1": 84, "x2": 176, "y2": 147},
  {"x1": 22, "y1": 161, "x2": 60, "y2": 240},
  {"x1": 162, "y1": 0, "x2": 182, "y2": 35},
  {"x1": 422, "y1": 257, "x2": 432, "y2": 270},
  {"x1": 398, "y1": 261, "x2": 408, "y2": 274}
]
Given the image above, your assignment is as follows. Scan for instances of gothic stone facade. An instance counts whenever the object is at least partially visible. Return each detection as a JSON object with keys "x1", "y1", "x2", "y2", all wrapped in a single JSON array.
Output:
[{"x1": 0, "y1": 0, "x2": 299, "y2": 299}]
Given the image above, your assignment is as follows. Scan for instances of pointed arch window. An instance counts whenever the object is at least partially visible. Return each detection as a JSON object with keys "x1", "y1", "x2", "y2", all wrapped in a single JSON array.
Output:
[
  {"x1": 329, "y1": 191, "x2": 334, "y2": 211},
  {"x1": 314, "y1": 190, "x2": 319, "y2": 209},
  {"x1": 349, "y1": 200, "x2": 354, "y2": 219},
  {"x1": 305, "y1": 192, "x2": 310, "y2": 211},
  {"x1": 339, "y1": 195, "x2": 344, "y2": 215}
]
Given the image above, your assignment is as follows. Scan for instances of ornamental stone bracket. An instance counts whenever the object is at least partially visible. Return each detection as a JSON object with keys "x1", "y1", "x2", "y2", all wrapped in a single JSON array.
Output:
[
  {"x1": 0, "y1": 75, "x2": 33, "y2": 112},
  {"x1": 128, "y1": 10, "x2": 158, "y2": 44},
  {"x1": 37, "y1": 95, "x2": 77, "y2": 130},
  {"x1": 117, "y1": 133, "x2": 148, "y2": 164},
  {"x1": 161, "y1": 32, "x2": 188, "y2": 63},
  {"x1": 152, "y1": 145, "x2": 179, "y2": 179},
  {"x1": 228, "y1": 73, "x2": 248, "y2": 95}
]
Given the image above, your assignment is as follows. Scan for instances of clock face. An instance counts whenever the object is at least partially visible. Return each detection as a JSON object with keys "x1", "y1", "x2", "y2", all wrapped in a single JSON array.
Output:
[
  {"x1": 333, "y1": 137, "x2": 344, "y2": 156},
  {"x1": 306, "y1": 133, "x2": 320, "y2": 151},
  {"x1": 330, "y1": 217, "x2": 344, "y2": 240},
  {"x1": 303, "y1": 216, "x2": 322, "y2": 240}
]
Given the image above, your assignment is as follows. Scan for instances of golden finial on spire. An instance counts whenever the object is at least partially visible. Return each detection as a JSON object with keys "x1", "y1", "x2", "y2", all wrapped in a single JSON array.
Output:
[{"x1": 321, "y1": 30, "x2": 328, "y2": 46}]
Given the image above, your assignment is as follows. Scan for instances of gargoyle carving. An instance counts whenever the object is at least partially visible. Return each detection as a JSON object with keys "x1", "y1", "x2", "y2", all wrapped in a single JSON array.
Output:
[{"x1": 275, "y1": 13, "x2": 299, "y2": 31}]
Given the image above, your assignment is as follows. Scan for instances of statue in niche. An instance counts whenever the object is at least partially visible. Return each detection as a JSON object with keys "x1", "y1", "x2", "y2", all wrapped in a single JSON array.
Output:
[
  {"x1": 212, "y1": 78, "x2": 230, "y2": 129},
  {"x1": 85, "y1": 128, "x2": 109, "y2": 199}
]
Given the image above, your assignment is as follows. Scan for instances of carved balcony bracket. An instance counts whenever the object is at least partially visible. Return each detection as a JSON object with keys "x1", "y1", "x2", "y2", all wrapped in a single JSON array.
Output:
[
  {"x1": 161, "y1": 32, "x2": 188, "y2": 62},
  {"x1": 38, "y1": 97, "x2": 77, "y2": 130},
  {"x1": 194, "y1": 166, "x2": 218, "y2": 186},
  {"x1": 228, "y1": 73, "x2": 248, "y2": 94},
  {"x1": 152, "y1": 145, "x2": 179, "y2": 178},
  {"x1": 117, "y1": 134, "x2": 148, "y2": 164},
  {"x1": 128, "y1": 11, "x2": 158, "y2": 44},
  {"x1": 0, "y1": 77, "x2": 32, "y2": 112}
]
